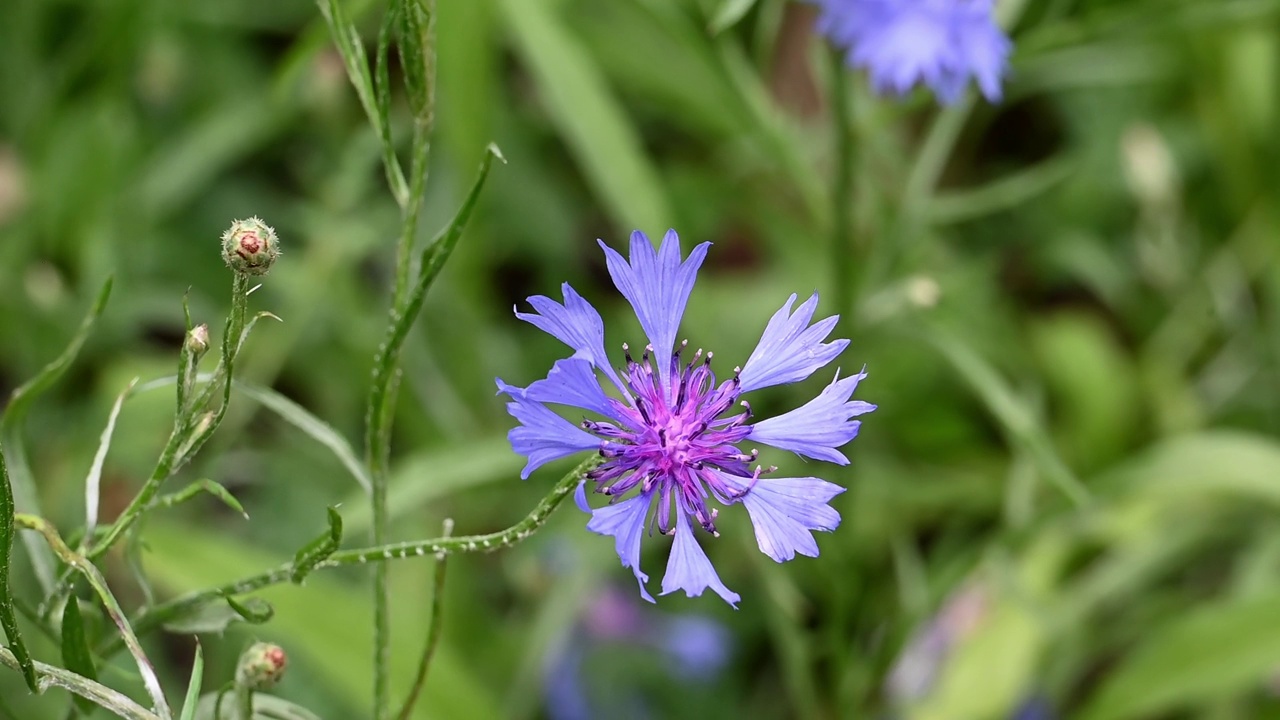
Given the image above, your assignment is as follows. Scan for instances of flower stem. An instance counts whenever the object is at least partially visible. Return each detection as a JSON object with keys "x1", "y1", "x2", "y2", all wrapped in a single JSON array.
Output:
[
  {"x1": 103, "y1": 455, "x2": 599, "y2": 664},
  {"x1": 89, "y1": 272, "x2": 250, "y2": 561},
  {"x1": 395, "y1": 518, "x2": 451, "y2": 720}
]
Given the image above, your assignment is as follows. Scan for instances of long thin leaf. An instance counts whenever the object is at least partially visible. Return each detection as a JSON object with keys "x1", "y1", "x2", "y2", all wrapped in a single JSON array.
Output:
[
  {"x1": 708, "y1": 0, "x2": 758, "y2": 34},
  {"x1": 180, "y1": 642, "x2": 204, "y2": 720},
  {"x1": 16, "y1": 515, "x2": 172, "y2": 718},
  {"x1": 0, "y1": 444, "x2": 37, "y2": 691},
  {"x1": 84, "y1": 377, "x2": 138, "y2": 545},
  {"x1": 234, "y1": 382, "x2": 371, "y2": 493},
  {"x1": 61, "y1": 599, "x2": 99, "y2": 715},
  {"x1": 0, "y1": 646, "x2": 160, "y2": 720},
  {"x1": 502, "y1": 0, "x2": 671, "y2": 232},
  {"x1": 291, "y1": 508, "x2": 344, "y2": 584},
  {"x1": 1, "y1": 276, "x2": 112, "y2": 592}
]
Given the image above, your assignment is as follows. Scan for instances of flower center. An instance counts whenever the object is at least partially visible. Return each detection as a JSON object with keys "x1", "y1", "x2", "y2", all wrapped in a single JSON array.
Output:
[{"x1": 581, "y1": 341, "x2": 762, "y2": 535}]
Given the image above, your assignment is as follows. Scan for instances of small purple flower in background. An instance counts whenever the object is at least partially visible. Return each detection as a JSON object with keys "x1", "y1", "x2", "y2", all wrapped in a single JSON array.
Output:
[
  {"x1": 498, "y1": 230, "x2": 874, "y2": 606},
  {"x1": 814, "y1": 0, "x2": 1012, "y2": 104},
  {"x1": 544, "y1": 585, "x2": 733, "y2": 720}
]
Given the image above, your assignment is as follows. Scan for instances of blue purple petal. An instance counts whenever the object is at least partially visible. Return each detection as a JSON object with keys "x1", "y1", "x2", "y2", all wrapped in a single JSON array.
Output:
[
  {"x1": 598, "y1": 230, "x2": 710, "y2": 381},
  {"x1": 659, "y1": 511, "x2": 740, "y2": 608},
  {"x1": 739, "y1": 292, "x2": 849, "y2": 393},
  {"x1": 524, "y1": 358, "x2": 627, "y2": 424},
  {"x1": 746, "y1": 369, "x2": 875, "y2": 465},
  {"x1": 586, "y1": 492, "x2": 655, "y2": 602},
  {"x1": 496, "y1": 380, "x2": 601, "y2": 479},
  {"x1": 815, "y1": 0, "x2": 1011, "y2": 105},
  {"x1": 717, "y1": 471, "x2": 845, "y2": 562},
  {"x1": 515, "y1": 283, "x2": 622, "y2": 389}
]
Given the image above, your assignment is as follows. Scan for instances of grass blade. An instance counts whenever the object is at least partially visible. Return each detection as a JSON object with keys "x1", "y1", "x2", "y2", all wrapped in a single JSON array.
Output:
[
  {"x1": 708, "y1": 0, "x2": 758, "y2": 34},
  {"x1": 16, "y1": 515, "x2": 172, "y2": 718},
  {"x1": 234, "y1": 381, "x2": 371, "y2": 494},
  {"x1": 502, "y1": 0, "x2": 671, "y2": 232},
  {"x1": 60, "y1": 599, "x2": 99, "y2": 715},
  {"x1": 84, "y1": 378, "x2": 138, "y2": 546},
  {"x1": 1, "y1": 277, "x2": 112, "y2": 592},
  {"x1": 179, "y1": 642, "x2": 203, "y2": 720},
  {"x1": 0, "y1": 444, "x2": 37, "y2": 691}
]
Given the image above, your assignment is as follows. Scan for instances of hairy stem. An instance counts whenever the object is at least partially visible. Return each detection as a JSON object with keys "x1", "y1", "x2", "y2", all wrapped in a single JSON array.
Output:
[{"x1": 110, "y1": 456, "x2": 599, "y2": 655}]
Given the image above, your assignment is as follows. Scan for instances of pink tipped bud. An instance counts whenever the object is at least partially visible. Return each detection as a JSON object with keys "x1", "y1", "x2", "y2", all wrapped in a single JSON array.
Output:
[
  {"x1": 221, "y1": 217, "x2": 280, "y2": 276},
  {"x1": 235, "y1": 642, "x2": 287, "y2": 691}
]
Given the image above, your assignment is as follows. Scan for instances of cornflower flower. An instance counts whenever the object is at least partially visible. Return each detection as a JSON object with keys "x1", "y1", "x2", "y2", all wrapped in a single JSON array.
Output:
[
  {"x1": 815, "y1": 0, "x2": 1012, "y2": 104},
  {"x1": 498, "y1": 231, "x2": 874, "y2": 606}
]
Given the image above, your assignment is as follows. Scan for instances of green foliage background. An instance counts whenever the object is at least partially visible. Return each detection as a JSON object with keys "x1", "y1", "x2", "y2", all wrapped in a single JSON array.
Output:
[{"x1": 3, "y1": 0, "x2": 1280, "y2": 717}]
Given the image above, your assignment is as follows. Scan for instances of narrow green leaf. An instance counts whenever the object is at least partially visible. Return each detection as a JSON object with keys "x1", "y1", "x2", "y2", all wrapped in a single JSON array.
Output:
[
  {"x1": 315, "y1": 0, "x2": 408, "y2": 204},
  {"x1": 291, "y1": 508, "x2": 344, "y2": 584},
  {"x1": 156, "y1": 479, "x2": 249, "y2": 520},
  {"x1": 1, "y1": 276, "x2": 112, "y2": 592},
  {"x1": 418, "y1": 144, "x2": 504, "y2": 294},
  {"x1": 928, "y1": 154, "x2": 1079, "y2": 225},
  {"x1": 61, "y1": 599, "x2": 99, "y2": 715},
  {"x1": 226, "y1": 596, "x2": 275, "y2": 625},
  {"x1": 84, "y1": 378, "x2": 138, "y2": 544},
  {"x1": 374, "y1": 3, "x2": 408, "y2": 210},
  {"x1": 193, "y1": 691, "x2": 323, "y2": 720},
  {"x1": 709, "y1": 0, "x2": 758, "y2": 34},
  {"x1": 234, "y1": 382, "x2": 371, "y2": 494},
  {"x1": 162, "y1": 596, "x2": 273, "y2": 635},
  {"x1": 0, "y1": 445, "x2": 37, "y2": 691},
  {"x1": 365, "y1": 143, "x2": 504, "y2": 481},
  {"x1": 180, "y1": 642, "x2": 204, "y2": 720},
  {"x1": 923, "y1": 328, "x2": 1091, "y2": 508},
  {"x1": 502, "y1": 0, "x2": 671, "y2": 232},
  {"x1": 1081, "y1": 592, "x2": 1280, "y2": 720},
  {"x1": 395, "y1": 0, "x2": 434, "y2": 120}
]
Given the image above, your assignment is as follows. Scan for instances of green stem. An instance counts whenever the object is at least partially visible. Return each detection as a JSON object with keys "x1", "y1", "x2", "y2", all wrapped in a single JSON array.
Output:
[
  {"x1": 111, "y1": 456, "x2": 599, "y2": 654},
  {"x1": 0, "y1": 647, "x2": 161, "y2": 720},
  {"x1": 235, "y1": 685, "x2": 253, "y2": 720},
  {"x1": 89, "y1": 273, "x2": 250, "y2": 561},
  {"x1": 395, "y1": 518, "x2": 451, "y2": 720}
]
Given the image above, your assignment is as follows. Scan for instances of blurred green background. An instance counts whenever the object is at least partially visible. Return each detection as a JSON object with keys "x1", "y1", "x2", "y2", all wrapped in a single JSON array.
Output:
[{"x1": 3, "y1": 0, "x2": 1280, "y2": 718}]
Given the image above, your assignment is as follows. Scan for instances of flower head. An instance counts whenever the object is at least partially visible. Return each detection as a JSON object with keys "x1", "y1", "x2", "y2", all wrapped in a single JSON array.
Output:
[
  {"x1": 498, "y1": 231, "x2": 874, "y2": 606},
  {"x1": 815, "y1": 0, "x2": 1012, "y2": 104},
  {"x1": 221, "y1": 216, "x2": 280, "y2": 276}
]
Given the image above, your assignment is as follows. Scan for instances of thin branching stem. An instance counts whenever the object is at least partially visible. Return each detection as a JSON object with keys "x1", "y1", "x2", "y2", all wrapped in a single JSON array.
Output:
[
  {"x1": 107, "y1": 456, "x2": 599, "y2": 657},
  {"x1": 395, "y1": 518, "x2": 451, "y2": 720},
  {"x1": 16, "y1": 515, "x2": 172, "y2": 718},
  {"x1": 0, "y1": 647, "x2": 161, "y2": 720}
]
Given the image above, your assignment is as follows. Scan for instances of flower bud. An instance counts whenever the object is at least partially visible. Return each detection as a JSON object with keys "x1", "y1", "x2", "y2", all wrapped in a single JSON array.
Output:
[
  {"x1": 221, "y1": 217, "x2": 280, "y2": 276},
  {"x1": 185, "y1": 324, "x2": 210, "y2": 358},
  {"x1": 235, "y1": 642, "x2": 287, "y2": 691}
]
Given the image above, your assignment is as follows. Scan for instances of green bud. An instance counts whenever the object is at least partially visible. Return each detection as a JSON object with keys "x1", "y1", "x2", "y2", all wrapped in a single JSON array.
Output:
[
  {"x1": 235, "y1": 642, "x2": 287, "y2": 691},
  {"x1": 221, "y1": 217, "x2": 279, "y2": 276},
  {"x1": 186, "y1": 323, "x2": 210, "y2": 358}
]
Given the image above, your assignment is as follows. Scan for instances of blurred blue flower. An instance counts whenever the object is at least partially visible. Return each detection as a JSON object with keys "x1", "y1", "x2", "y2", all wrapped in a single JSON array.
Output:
[
  {"x1": 499, "y1": 230, "x2": 874, "y2": 606},
  {"x1": 544, "y1": 586, "x2": 734, "y2": 720},
  {"x1": 815, "y1": 0, "x2": 1012, "y2": 104}
]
